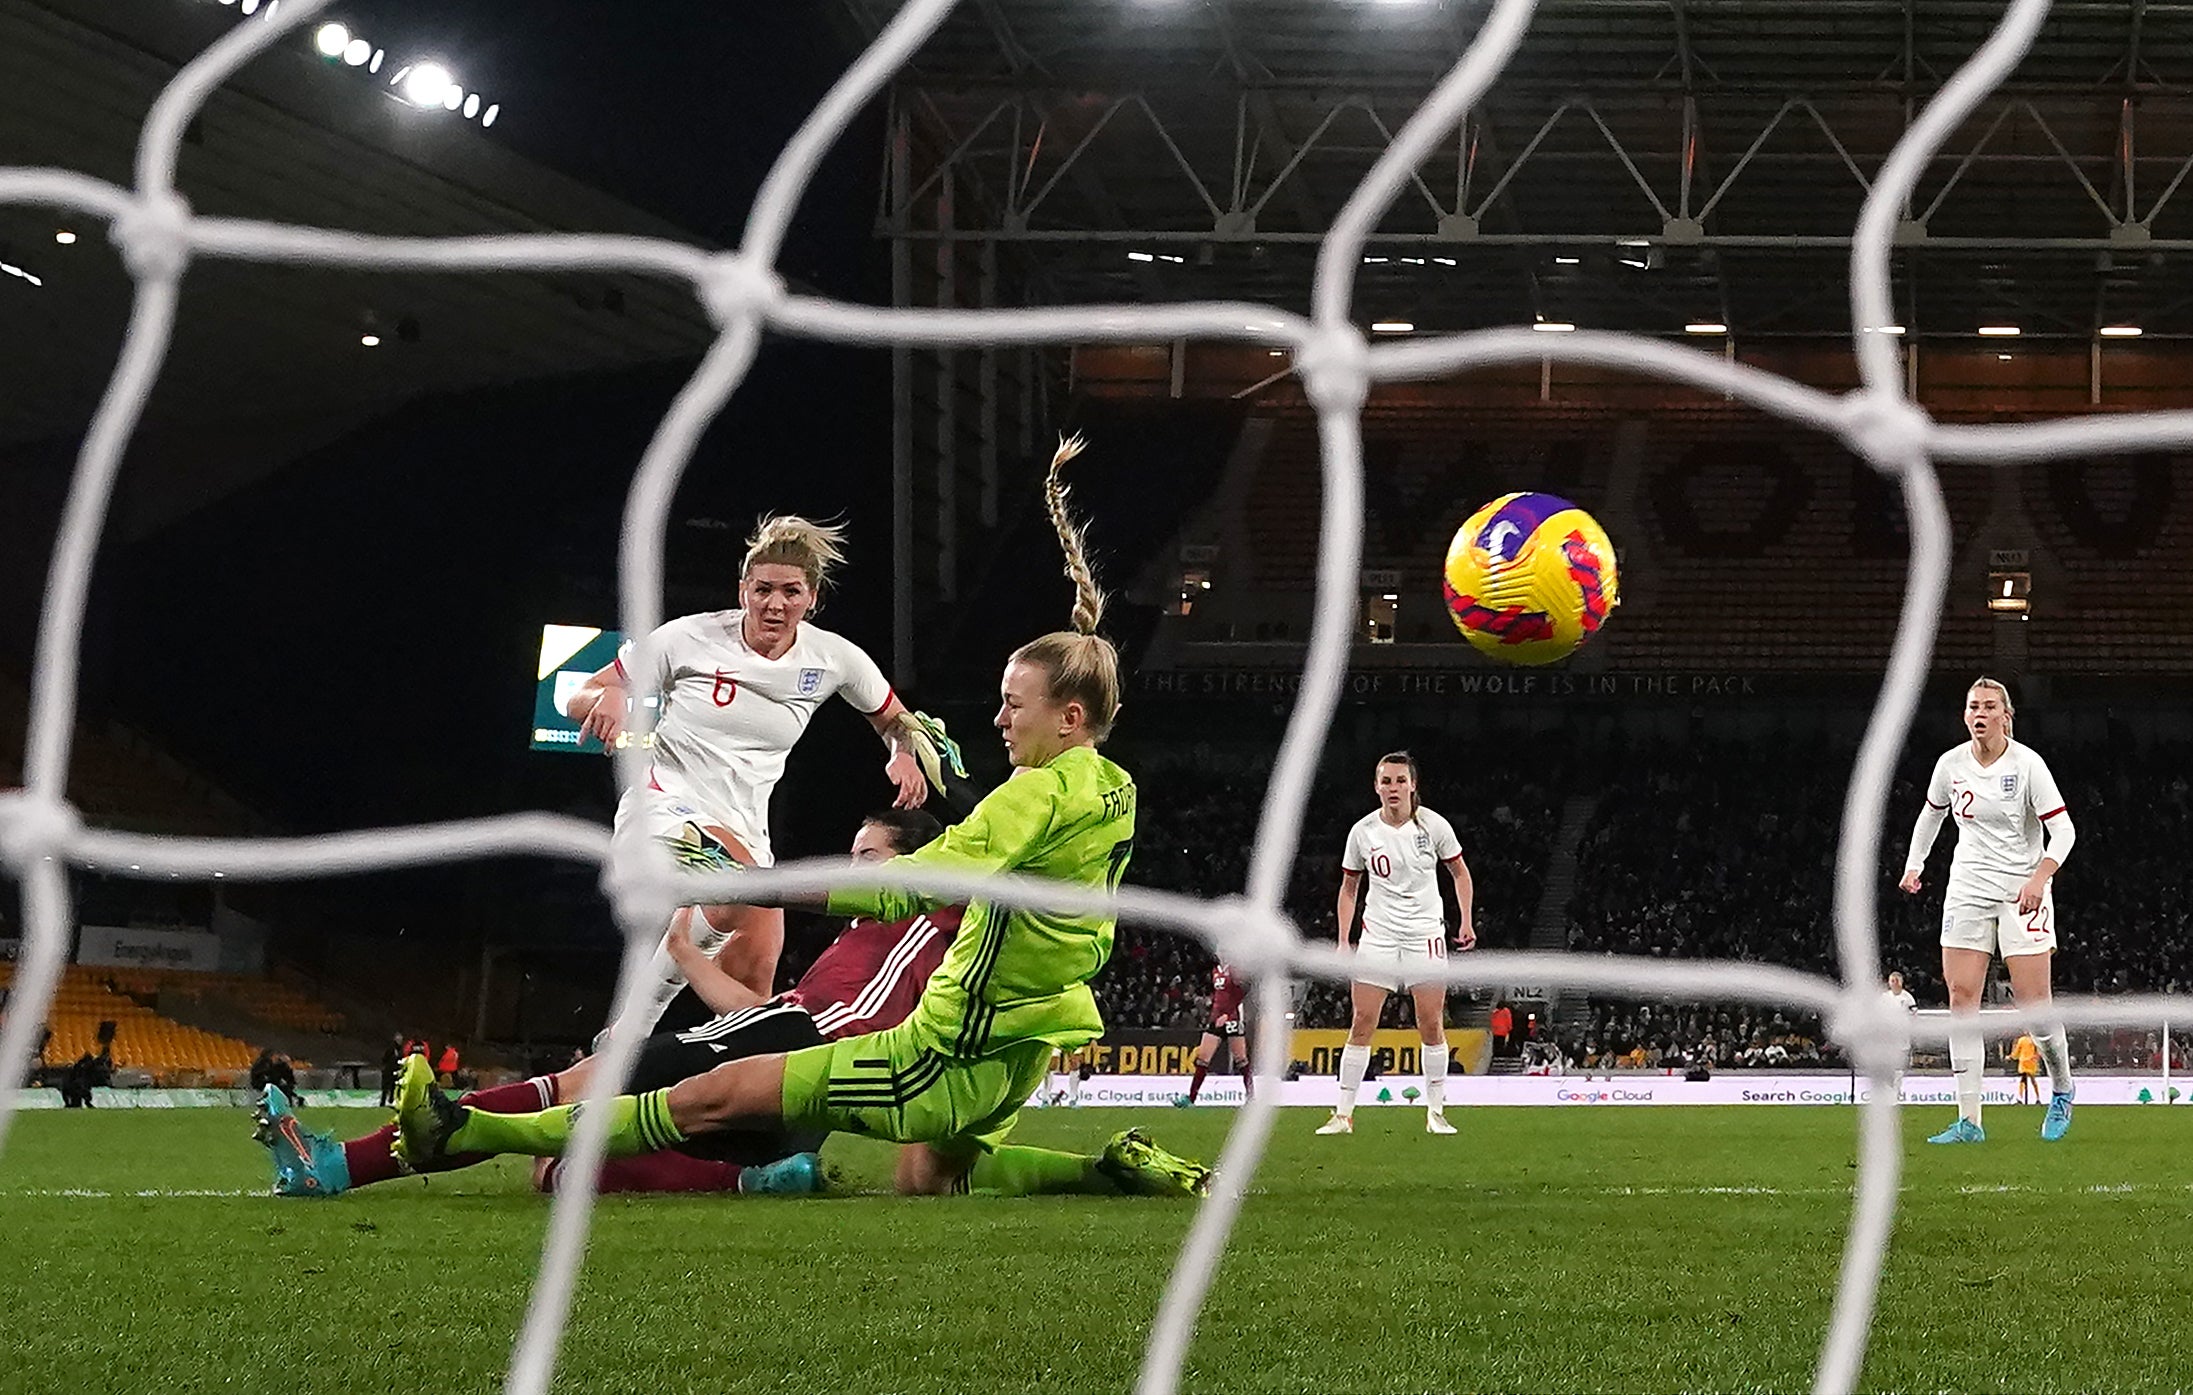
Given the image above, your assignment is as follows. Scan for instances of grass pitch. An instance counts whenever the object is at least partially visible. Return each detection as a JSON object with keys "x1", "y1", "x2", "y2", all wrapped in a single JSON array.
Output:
[{"x1": 1, "y1": 1103, "x2": 2187, "y2": 1394}]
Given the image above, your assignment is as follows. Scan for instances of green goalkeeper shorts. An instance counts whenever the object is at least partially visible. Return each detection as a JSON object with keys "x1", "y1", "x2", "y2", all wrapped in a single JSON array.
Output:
[{"x1": 779, "y1": 1018, "x2": 1054, "y2": 1158}]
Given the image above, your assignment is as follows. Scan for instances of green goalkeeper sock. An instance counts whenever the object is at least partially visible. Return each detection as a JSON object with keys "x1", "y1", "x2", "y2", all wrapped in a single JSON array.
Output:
[
  {"x1": 965, "y1": 1146, "x2": 1116, "y2": 1196},
  {"x1": 449, "y1": 1090, "x2": 684, "y2": 1159}
]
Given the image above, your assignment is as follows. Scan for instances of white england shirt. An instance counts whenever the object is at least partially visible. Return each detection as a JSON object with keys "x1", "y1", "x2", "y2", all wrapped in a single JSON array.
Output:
[
  {"x1": 1342, "y1": 807, "x2": 1463, "y2": 944},
  {"x1": 1910, "y1": 739, "x2": 2071, "y2": 909},
  {"x1": 618, "y1": 610, "x2": 892, "y2": 844},
  {"x1": 1883, "y1": 988, "x2": 1916, "y2": 1013}
]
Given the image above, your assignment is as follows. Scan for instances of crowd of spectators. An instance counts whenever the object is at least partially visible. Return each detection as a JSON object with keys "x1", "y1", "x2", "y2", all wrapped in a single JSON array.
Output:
[
  {"x1": 1100, "y1": 732, "x2": 1568, "y2": 1030},
  {"x1": 1092, "y1": 725, "x2": 2193, "y2": 1070}
]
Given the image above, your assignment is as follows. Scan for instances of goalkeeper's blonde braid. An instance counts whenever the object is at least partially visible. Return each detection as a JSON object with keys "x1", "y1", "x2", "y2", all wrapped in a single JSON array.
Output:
[
  {"x1": 1043, "y1": 433, "x2": 1106, "y2": 635},
  {"x1": 1014, "y1": 433, "x2": 1122, "y2": 742}
]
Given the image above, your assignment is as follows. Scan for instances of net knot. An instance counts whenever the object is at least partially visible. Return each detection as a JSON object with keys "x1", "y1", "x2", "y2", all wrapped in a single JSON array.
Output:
[
  {"x1": 1205, "y1": 895, "x2": 1298, "y2": 982},
  {"x1": 110, "y1": 192, "x2": 193, "y2": 283},
  {"x1": 1837, "y1": 390, "x2": 1931, "y2": 477},
  {"x1": 1293, "y1": 330, "x2": 1370, "y2": 415},
  {"x1": 1827, "y1": 985, "x2": 1914, "y2": 1081},
  {"x1": 698, "y1": 252, "x2": 785, "y2": 329},
  {"x1": 0, "y1": 792, "x2": 81, "y2": 869}
]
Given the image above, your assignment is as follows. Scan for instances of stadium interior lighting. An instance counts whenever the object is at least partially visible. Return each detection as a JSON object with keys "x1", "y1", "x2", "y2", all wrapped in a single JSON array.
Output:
[
  {"x1": 481, "y1": 104, "x2": 499, "y2": 127},
  {"x1": 1685, "y1": 322, "x2": 1728, "y2": 335},
  {"x1": 239, "y1": 0, "x2": 258, "y2": 13},
  {"x1": 1998, "y1": 353, "x2": 2013, "y2": 361},
  {"x1": 2100, "y1": 325, "x2": 2143, "y2": 338},
  {"x1": 441, "y1": 84, "x2": 464, "y2": 112},
  {"x1": 401, "y1": 62, "x2": 452, "y2": 108},
  {"x1": 1868, "y1": 323, "x2": 1907, "y2": 335},
  {"x1": 314, "y1": 22, "x2": 348, "y2": 57},
  {"x1": 360, "y1": 333, "x2": 381, "y2": 347},
  {"x1": 1533, "y1": 319, "x2": 1576, "y2": 332},
  {"x1": 1553, "y1": 255, "x2": 1581, "y2": 265},
  {"x1": 1432, "y1": 256, "x2": 1457, "y2": 266},
  {"x1": 1, "y1": 261, "x2": 44, "y2": 287},
  {"x1": 1370, "y1": 321, "x2": 1415, "y2": 333},
  {"x1": 462, "y1": 93, "x2": 480, "y2": 118},
  {"x1": 1978, "y1": 324, "x2": 2021, "y2": 336},
  {"x1": 1127, "y1": 251, "x2": 1155, "y2": 262},
  {"x1": 1360, "y1": 255, "x2": 1390, "y2": 264},
  {"x1": 53, "y1": 229, "x2": 75, "y2": 244},
  {"x1": 343, "y1": 39, "x2": 371, "y2": 66}
]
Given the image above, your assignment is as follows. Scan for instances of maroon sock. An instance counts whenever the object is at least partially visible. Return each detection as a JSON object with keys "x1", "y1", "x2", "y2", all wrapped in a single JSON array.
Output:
[
  {"x1": 457, "y1": 1077, "x2": 557, "y2": 1113},
  {"x1": 537, "y1": 1150, "x2": 743, "y2": 1196},
  {"x1": 1187, "y1": 1064, "x2": 1208, "y2": 1102},
  {"x1": 1240, "y1": 1059, "x2": 1254, "y2": 1099},
  {"x1": 341, "y1": 1125, "x2": 406, "y2": 1188}
]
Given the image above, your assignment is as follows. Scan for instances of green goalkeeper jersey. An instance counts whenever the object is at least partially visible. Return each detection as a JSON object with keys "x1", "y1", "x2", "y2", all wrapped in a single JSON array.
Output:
[{"x1": 826, "y1": 744, "x2": 1135, "y2": 1058}]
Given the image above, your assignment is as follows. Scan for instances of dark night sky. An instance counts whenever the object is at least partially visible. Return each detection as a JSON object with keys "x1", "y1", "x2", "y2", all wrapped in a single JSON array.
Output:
[
  {"x1": 87, "y1": 5, "x2": 908, "y2": 851},
  {"x1": 332, "y1": 1, "x2": 882, "y2": 292}
]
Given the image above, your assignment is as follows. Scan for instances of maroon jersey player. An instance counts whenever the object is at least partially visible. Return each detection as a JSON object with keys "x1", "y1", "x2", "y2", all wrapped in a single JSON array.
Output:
[
  {"x1": 1178, "y1": 962, "x2": 1252, "y2": 1107},
  {"x1": 300, "y1": 810, "x2": 960, "y2": 1198}
]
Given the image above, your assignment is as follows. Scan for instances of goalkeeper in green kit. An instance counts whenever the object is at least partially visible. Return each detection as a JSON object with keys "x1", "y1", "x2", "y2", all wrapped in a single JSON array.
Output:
[{"x1": 396, "y1": 438, "x2": 1210, "y2": 1198}]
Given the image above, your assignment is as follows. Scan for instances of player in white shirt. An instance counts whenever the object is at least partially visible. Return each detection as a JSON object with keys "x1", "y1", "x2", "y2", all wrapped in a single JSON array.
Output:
[
  {"x1": 1880, "y1": 971, "x2": 1917, "y2": 1098},
  {"x1": 565, "y1": 516, "x2": 928, "y2": 1036},
  {"x1": 1898, "y1": 677, "x2": 2078, "y2": 1144},
  {"x1": 1317, "y1": 752, "x2": 1476, "y2": 1136}
]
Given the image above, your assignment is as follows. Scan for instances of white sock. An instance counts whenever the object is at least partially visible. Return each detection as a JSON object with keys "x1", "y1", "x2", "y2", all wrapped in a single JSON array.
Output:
[
  {"x1": 1949, "y1": 1015, "x2": 1984, "y2": 1126},
  {"x1": 627, "y1": 907, "x2": 727, "y2": 1039},
  {"x1": 1422, "y1": 1041, "x2": 1449, "y2": 1112},
  {"x1": 1336, "y1": 1044, "x2": 1370, "y2": 1117},
  {"x1": 2036, "y1": 1023, "x2": 2073, "y2": 1097},
  {"x1": 1066, "y1": 1071, "x2": 1084, "y2": 1105}
]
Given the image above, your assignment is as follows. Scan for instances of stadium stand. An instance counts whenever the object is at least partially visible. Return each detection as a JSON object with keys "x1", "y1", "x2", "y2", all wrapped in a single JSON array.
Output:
[{"x1": 2, "y1": 963, "x2": 269, "y2": 1083}]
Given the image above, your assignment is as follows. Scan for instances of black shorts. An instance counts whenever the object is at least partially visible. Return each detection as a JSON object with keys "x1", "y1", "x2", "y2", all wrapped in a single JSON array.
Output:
[
  {"x1": 631, "y1": 1001, "x2": 828, "y2": 1164},
  {"x1": 1207, "y1": 1017, "x2": 1245, "y2": 1040}
]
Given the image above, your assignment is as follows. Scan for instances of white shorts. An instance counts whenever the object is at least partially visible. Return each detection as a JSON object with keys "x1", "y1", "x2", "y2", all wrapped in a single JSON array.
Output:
[
  {"x1": 1940, "y1": 887, "x2": 2055, "y2": 959},
  {"x1": 612, "y1": 785, "x2": 774, "y2": 885},
  {"x1": 1351, "y1": 934, "x2": 1448, "y2": 991}
]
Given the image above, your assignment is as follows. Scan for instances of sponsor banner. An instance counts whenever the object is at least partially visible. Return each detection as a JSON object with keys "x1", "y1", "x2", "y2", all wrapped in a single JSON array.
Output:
[
  {"x1": 1290, "y1": 1028, "x2": 1491, "y2": 1077},
  {"x1": 1060, "y1": 1029, "x2": 1493, "y2": 1077},
  {"x1": 1024, "y1": 1074, "x2": 2191, "y2": 1108},
  {"x1": 1062, "y1": 1031, "x2": 1206, "y2": 1077},
  {"x1": 76, "y1": 925, "x2": 221, "y2": 973},
  {"x1": 9, "y1": 1081, "x2": 2187, "y2": 1109}
]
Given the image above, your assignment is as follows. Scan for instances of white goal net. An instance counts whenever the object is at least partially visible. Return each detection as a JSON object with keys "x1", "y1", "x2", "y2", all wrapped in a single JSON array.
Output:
[{"x1": 3, "y1": 2, "x2": 2191, "y2": 1393}]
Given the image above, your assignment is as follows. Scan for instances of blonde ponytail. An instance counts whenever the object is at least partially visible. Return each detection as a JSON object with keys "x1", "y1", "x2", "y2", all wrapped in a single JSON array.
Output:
[
  {"x1": 1013, "y1": 434, "x2": 1123, "y2": 742},
  {"x1": 1042, "y1": 434, "x2": 1106, "y2": 635}
]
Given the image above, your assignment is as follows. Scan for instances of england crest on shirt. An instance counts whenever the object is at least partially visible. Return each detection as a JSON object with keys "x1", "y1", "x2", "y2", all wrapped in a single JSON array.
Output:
[
  {"x1": 798, "y1": 667, "x2": 824, "y2": 696},
  {"x1": 2000, "y1": 773, "x2": 2018, "y2": 798},
  {"x1": 1415, "y1": 829, "x2": 1431, "y2": 855}
]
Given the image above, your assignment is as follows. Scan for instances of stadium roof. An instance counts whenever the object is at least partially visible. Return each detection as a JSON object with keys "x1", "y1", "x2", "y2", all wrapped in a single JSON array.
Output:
[
  {"x1": 0, "y1": 0, "x2": 714, "y2": 456},
  {"x1": 848, "y1": 0, "x2": 2193, "y2": 341}
]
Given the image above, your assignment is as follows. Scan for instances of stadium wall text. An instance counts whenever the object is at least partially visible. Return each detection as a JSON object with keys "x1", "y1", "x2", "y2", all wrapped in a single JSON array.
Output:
[
  {"x1": 1137, "y1": 669, "x2": 1812, "y2": 703},
  {"x1": 75, "y1": 925, "x2": 222, "y2": 973}
]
